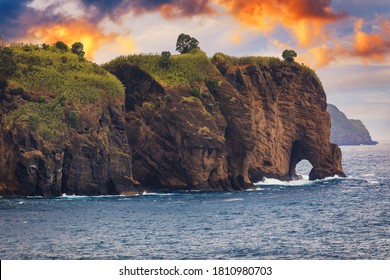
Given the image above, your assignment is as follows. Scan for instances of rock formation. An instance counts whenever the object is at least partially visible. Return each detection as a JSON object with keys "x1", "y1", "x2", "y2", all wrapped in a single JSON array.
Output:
[
  {"x1": 327, "y1": 104, "x2": 378, "y2": 146},
  {"x1": 0, "y1": 48, "x2": 345, "y2": 196}
]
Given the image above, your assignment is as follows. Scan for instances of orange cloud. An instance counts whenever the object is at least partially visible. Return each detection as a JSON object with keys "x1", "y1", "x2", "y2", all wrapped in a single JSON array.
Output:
[
  {"x1": 25, "y1": 19, "x2": 135, "y2": 61},
  {"x1": 160, "y1": 0, "x2": 214, "y2": 18},
  {"x1": 352, "y1": 18, "x2": 390, "y2": 63},
  {"x1": 216, "y1": 0, "x2": 347, "y2": 47}
]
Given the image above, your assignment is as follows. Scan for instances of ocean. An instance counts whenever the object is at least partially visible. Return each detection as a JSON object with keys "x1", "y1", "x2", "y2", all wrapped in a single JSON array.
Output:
[{"x1": 0, "y1": 142, "x2": 389, "y2": 260}]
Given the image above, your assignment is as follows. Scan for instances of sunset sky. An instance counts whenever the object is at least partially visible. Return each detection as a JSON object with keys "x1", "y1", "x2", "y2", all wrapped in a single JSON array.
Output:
[{"x1": 1, "y1": 0, "x2": 389, "y2": 140}]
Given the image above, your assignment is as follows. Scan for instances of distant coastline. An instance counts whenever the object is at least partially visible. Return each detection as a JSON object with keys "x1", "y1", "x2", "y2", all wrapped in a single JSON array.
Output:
[{"x1": 327, "y1": 104, "x2": 378, "y2": 146}]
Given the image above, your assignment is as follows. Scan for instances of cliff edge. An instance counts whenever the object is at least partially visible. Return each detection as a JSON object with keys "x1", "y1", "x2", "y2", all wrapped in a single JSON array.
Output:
[
  {"x1": 327, "y1": 104, "x2": 378, "y2": 146},
  {"x1": 0, "y1": 47, "x2": 345, "y2": 196}
]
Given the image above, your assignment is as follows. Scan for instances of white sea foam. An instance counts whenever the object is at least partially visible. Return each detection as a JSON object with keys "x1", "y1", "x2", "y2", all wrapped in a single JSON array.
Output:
[
  {"x1": 255, "y1": 175, "x2": 342, "y2": 187},
  {"x1": 221, "y1": 198, "x2": 244, "y2": 202}
]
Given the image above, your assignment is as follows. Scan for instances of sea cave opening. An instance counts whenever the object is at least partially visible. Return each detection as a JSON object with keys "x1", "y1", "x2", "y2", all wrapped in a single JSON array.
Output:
[
  {"x1": 295, "y1": 160, "x2": 313, "y2": 180},
  {"x1": 288, "y1": 141, "x2": 314, "y2": 180}
]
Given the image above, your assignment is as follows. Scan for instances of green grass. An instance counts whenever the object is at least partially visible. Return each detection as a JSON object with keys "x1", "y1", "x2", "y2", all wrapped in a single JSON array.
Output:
[
  {"x1": 211, "y1": 52, "x2": 283, "y2": 67},
  {"x1": 4, "y1": 100, "x2": 66, "y2": 140},
  {"x1": 103, "y1": 49, "x2": 219, "y2": 87},
  {"x1": 9, "y1": 44, "x2": 124, "y2": 104},
  {"x1": 2, "y1": 44, "x2": 125, "y2": 141},
  {"x1": 212, "y1": 52, "x2": 322, "y2": 87}
]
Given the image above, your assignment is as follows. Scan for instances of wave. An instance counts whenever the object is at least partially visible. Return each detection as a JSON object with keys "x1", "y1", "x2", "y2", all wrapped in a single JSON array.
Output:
[{"x1": 255, "y1": 175, "x2": 344, "y2": 187}]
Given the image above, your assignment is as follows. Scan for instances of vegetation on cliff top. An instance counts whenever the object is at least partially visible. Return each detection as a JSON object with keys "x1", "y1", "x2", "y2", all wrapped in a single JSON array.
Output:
[
  {"x1": 102, "y1": 49, "x2": 220, "y2": 87},
  {"x1": 1, "y1": 43, "x2": 124, "y2": 140}
]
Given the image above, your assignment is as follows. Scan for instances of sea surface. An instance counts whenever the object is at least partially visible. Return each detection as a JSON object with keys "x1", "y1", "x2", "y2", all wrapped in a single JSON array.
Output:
[{"x1": 1, "y1": 142, "x2": 389, "y2": 260}]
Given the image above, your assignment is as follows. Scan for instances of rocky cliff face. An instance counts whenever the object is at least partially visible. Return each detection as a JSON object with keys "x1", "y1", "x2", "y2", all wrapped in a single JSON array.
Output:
[
  {"x1": 105, "y1": 58, "x2": 345, "y2": 192},
  {"x1": 327, "y1": 104, "x2": 378, "y2": 146},
  {"x1": 0, "y1": 94, "x2": 138, "y2": 196},
  {"x1": 0, "y1": 49, "x2": 345, "y2": 196}
]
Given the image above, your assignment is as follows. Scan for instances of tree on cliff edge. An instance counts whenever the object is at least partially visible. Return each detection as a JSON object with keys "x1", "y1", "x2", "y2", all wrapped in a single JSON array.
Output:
[
  {"x1": 71, "y1": 42, "x2": 85, "y2": 57},
  {"x1": 176, "y1": 33, "x2": 199, "y2": 54},
  {"x1": 282, "y1": 49, "x2": 297, "y2": 62}
]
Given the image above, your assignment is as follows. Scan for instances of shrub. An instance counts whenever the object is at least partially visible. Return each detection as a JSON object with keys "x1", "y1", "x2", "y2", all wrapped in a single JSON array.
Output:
[
  {"x1": 71, "y1": 42, "x2": 85, "y2": 57},
  {"x1": 282, "y1": 49, "x2": 297, "y2": 62},
  {"x1": 159, "y1": 51, "x2": 171, "y2": 69},
  {"x1": 0, "y1": 47, "x2": 17, "y2": 79},
  {"x1": 67, "y1": 110, "x2": 78, "y2": 128},
  {"x1": 205, "y1": 78, "x2": 219, "y2": 94},
  {"x1": 54, "y1": 41, "x2": 68, "y2": 51},
  {"x1": 191, "y1": 87, "x2": 201, "y2": 98}
]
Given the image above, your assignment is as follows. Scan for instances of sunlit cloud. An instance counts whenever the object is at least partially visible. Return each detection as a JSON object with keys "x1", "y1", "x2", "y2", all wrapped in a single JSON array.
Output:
[
  {"x1": 215, "y1": 0, "x2": 347, "y2": 47},
  {"x1": 24, "y1": 19, "x2": 135, "y2": 61}
]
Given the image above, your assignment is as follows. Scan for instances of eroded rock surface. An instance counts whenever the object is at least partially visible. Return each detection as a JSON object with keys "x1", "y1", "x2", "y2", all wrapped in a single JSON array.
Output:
[{"x1": 0, "y1": 58, "x2": 345, "y2": 196}]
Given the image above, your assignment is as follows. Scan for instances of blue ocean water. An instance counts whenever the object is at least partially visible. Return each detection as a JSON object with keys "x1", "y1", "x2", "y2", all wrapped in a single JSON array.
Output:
[{"x1": 0, "y1": 142, "x2": 389, "y2": 260}]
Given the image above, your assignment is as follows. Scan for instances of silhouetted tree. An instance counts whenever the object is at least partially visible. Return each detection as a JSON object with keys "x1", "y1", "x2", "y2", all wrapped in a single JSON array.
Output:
[
  {"x1": 54, "y1": 41, "x2": 69, "y2": 51},
  {"x1": 0, "y1": 47, "x2": 16, "y2": 93},
  {"x1": 71, "y1": 42, "x2": 85, "y2": 57},
  {"x1": 159, "y1": 51, "x2": 171, "y2": 68},
  {"x1": 176, "y1": 33, "x2": 199, "y2": 54},
  {"x1": 282, "y1": 49, "x2": 297, "y2": 62}
]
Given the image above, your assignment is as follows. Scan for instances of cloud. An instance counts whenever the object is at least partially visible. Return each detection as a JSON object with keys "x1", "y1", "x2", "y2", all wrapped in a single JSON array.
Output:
[
  {"x1": 159, "y1": 0, "x2": 214, "y2": 18},
  {"x1": 24, "y1": 19, "x2": 135, "y2": 60},
  {"x1": 0, "y1": 0, "x2": 33, "y2": 38},
  {"x1": 216, "y1": 0, "x2": 347, "y2": 47},
  {"x1": 352, "y1": 18, "x2": 390, "y2": 62}
]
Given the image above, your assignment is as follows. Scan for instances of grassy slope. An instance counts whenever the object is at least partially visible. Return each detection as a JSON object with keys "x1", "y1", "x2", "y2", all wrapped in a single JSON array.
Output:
[
  {"x1": 102, "y1": 49, "x2": 220, "y2": 87},
  {"x1": 2, "y1": 44, "x2": 124, "y2": 140}
]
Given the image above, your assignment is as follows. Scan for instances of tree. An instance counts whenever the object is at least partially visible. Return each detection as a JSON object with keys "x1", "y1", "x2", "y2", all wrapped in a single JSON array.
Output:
[
  {"x1": 282, "y1": 49, "x2": 297, "y2": 62},
  {"x1": 0, "y1": 47, "x2": 17, "y2": 78},
  {"x1": 159, "y1": 51, "x2": 171, "y2": 68},
  {"x1": 71, "y1": 42, "x2": 85, "y2": 57},
  {"x1": 54, "y1": 41, "x2": 68, "y2": 51},
  {"x1": 0, "y1": 47, "x2": 17, "y2": 93},
  {"x1": 176, "y1": 33, "x2": 199, "y2": 54}
]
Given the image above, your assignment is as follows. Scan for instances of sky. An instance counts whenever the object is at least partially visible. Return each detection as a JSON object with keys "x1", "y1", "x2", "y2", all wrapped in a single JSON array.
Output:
[{"x1": 1, "y1": 0, "x2": 389, "y2": 140}]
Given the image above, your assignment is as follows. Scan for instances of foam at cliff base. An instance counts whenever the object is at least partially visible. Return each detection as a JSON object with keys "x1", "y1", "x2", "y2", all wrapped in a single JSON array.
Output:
[{"x1": 255, "y1": 175, "x2": 342, "y2": 187}]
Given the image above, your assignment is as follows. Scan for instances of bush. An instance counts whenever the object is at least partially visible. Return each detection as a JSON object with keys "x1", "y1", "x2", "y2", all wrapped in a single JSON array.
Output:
[
  {"x1": 54, "y1": 41, "x2": 68, "y2": 51},
  {"x1": 0, "y1": 47, "x2": 17, "y2": 78},
  {"x1": 282, "y1": 49, "x2": 297, "y2": 62},
  {"x1": 159, "y1": 51, "x2": 171, "y2": 69},
  {"x1": 205, "y1": 78, "x2": 219, "y2": 94},
  {"x1": 67, "y1": 110, "x2": 78, "y2": 128},
  {"x1": 71, "y1": 42, "x2": 85, "y2": 57},
  {"x1": 191, "y1": 87, "x2": 201, "y2": 98}
]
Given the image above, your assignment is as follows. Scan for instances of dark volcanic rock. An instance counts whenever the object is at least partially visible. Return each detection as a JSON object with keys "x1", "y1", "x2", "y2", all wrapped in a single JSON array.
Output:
[
  {"x1": 106, "y1": 61, "x2": 345, "y2": 192},
  {"x1": 327, "y1": 104, "x2": 378, "y2": 146},
  {"x1": 0, "y1": 94, "x2": 139, "y2": 197},
  {"x1": 0, "y1": 56, "x2": 346, "y2": 196}
]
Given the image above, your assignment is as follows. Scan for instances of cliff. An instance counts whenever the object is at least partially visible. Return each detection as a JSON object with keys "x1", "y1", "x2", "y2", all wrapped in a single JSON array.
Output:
[
  {"x1": 0, "y1": 47, "x2": 345, "y2": 196},
  {"x1": 327, "y1": 104, "x2": 378, "y2": 146}
]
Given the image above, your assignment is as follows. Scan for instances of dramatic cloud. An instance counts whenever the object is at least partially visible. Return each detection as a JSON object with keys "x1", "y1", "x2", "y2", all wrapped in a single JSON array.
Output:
[
  {"x1": 24, "y1": 19, "x2": 135, "y2": 60},
  {"x1": 352, "y1": 18, "x2": 390, "y2": 62},
  {"x1": 216, "y1": 0, "x2": 347, "y2": 47}
]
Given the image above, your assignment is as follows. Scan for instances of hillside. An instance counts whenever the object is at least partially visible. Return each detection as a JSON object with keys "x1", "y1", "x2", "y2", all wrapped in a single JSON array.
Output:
[
  {"x1": 0, "y1": 44, "x2": 137, "y2": 196},
  {"x1": 0, "y1": 46, "x2": 345, "y2": 196},
  {"x1": 327, "y1": 104, "x2": 378, "y2": 146}
]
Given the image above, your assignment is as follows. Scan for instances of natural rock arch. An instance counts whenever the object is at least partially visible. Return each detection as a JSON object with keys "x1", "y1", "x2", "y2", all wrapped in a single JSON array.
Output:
[{"x1": 288, "y1": 141, "x2": 315, "y2": 180}]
